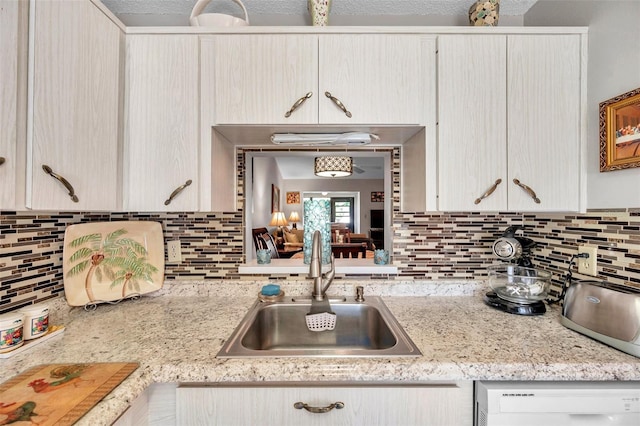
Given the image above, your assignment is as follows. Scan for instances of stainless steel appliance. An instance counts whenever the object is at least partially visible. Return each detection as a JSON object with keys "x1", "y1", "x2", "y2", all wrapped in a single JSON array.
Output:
[
  {"x1": 491, "y1": 225, "x2": 536, "y2": 267},
  {"x1": 561, "y1": 280, "x2": 640, "y2": 358},
  {"x1": 476, "y1": 381, "x2": 640, "y2": 426},
  {"x1": 484, "y1": 226, "x2": 549, "y2": 315}
]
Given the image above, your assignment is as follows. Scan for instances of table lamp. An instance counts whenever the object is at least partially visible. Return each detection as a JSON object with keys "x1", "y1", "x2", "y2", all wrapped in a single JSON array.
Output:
[
  {"x1": 288, "y1": 211, "x2": 300, "y2": 229},
  {"x1": 269, "y1": 211, "x2": 288, "y2": 246}
]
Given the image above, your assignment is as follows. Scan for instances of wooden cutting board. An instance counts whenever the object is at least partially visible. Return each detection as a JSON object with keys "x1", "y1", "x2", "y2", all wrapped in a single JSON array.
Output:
[{"x1": 0, "y1": 363, "x2": 138, "y2": 425}]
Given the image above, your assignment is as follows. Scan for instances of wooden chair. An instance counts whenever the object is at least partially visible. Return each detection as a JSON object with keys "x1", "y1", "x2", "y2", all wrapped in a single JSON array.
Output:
[
  {"x1": 331, "y1": 227, "x2": 351, "y2": 243},
  {"x1": 251, "y1": 227, "x2": 279, "y2": 259},
  {"x1": 331, "y1": 243, "x2": 366, "y2": 259},
  {"x1": 251, "y1": 227, "x2": 269, "y2": 251}
]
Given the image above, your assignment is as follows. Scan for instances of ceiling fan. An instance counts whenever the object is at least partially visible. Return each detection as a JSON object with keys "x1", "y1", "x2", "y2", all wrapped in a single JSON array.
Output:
[
  {"x1": 353, "y1": 163, "x2": 365, "y2": 174},
  {"x1": 352, "y1": 162, "x2": 384, "y2": 174}
]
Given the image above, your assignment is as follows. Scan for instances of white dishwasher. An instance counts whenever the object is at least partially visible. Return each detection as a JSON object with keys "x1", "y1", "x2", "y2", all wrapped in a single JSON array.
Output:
[{"x1": 475, "y1": 381, "x2": 640, "y2": 426}]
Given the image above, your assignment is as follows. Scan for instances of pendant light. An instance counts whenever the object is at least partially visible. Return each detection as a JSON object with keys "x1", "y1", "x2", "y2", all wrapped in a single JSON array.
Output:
[{"x1": 314, "y1": 156, "x2": 353, "y2": 177}]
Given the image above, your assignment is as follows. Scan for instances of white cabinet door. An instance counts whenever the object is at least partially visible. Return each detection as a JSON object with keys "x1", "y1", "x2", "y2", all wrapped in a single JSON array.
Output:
[
  {"x1": 204, "y1": 34, "x2": 318, "y2": 125},
  {"x1": 437, "y1": 35, "x2": 508, "y2": 211},
  {"x1": 206, "y1": 34, "x2": 430, "y2": 126},
  {"x1": 177, "y1": 382, "x2": 473, "y2": 426},
  {"x1": 124, "y1": 35, "x2": 200, "y2": 211},
  {"x1": 437, "y1": 33, "x2": 584, "y2": 212},
  {"x1": 507, "y1": 34, "x2": 582, "y2": 211},
  {"x1": 0, "y1": 0, "x2": 26, "y2": 209},
  {"x1": 28, "y1": 0, "x2": 122, "y2": 211},
  {"x1": 319, "y1": 34, "x2": 428, "y2": 125}
]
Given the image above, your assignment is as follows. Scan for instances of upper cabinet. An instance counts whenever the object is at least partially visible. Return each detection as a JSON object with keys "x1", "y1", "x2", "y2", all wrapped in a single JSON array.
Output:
[
  {"x1": 506, "y1": 35, "x2": 582, "y2": 211},
  {"x1": 202, "y1": 35, "x2": 317, "y2": 125},
  {"x1": 27, "y1": 0, "x2": 123, "y2": 211},
  {"x1": 0, "y1": 1, "x2": 27, "y2": 210},
  {"x1": 437, "y1": 33, "x2": 585, "y2": 212},
  {"x1": 203, "y1": 34, "x2": 432, "y2": 126},
  {"x1": 124, "y1": 35, "x2": 200, "y2": 211}
]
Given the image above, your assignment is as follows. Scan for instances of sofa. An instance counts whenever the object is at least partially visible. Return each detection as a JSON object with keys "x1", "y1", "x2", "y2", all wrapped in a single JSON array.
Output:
[{"x1": 280, "y1": 227, "x2": 304, "y2": 248}]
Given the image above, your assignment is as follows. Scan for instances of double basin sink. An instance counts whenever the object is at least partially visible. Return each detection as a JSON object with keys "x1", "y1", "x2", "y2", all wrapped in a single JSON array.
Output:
[{"x1": 217, "y1": 296, "x2": 421, "y2": 358}]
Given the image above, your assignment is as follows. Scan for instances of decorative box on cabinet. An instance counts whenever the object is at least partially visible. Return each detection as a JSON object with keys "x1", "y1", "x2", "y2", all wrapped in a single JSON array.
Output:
[
  {"x1": 437, "y1": 33, "x2": 585, "y2": 212},
  {"x1": 202, "y1": 34, "x2": 434, "y2": 126},
  {"x1": 27, "y1": 0, "x2": 123, "y2": 211},
  {"x1": 176, "y1": 382, "x2": 473, "y2": 426},
  {"x1": 124, "y1": 34, "x2": 200, "y2": 212}
]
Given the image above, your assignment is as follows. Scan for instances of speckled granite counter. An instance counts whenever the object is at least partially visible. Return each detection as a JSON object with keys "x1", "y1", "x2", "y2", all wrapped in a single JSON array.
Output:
[{"x1": 2, "y1": 281, "x2": 640, "y2": 425}]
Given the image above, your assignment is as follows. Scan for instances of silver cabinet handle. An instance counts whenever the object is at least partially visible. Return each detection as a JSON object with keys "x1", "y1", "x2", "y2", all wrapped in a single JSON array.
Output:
[
  {"x1": 285, "y1": 92, "x2": 313, "y2": 118},
  {"x1": 0, "y1": 157, "x2": 5, "y2": 166},
  {"x1": 324, "y1": 91, "x2": 352, "y2": 118},
  {"x1": 164, "y1": 179, "x2": 192, "y2": 206},
  {"x1": 474, "y1": 179, "x2": 502, "y2": 204},
  {"x1": 294, "y1": 401, "x2": 345, "y2": 414},
  {"x1": 42, "y1": 164, "x2": 79, "y2": 202},
  {"x1": 513, "y1": 178, "x2": 541, "y2": 203}
]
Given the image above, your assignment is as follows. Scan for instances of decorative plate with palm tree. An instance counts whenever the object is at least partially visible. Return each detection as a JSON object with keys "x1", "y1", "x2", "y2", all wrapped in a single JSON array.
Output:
[{"x1": 62, "y1": 221, "x2": 165, "y2": 306}]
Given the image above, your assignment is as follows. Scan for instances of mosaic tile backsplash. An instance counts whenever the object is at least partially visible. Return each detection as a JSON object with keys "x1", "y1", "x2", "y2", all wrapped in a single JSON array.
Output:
[
  {"x1": 1, "y1": 148, "x2": 639, "y2": 313},
  {"x1": 1, "y1": 208, "x2": 639, "y2": 313}
]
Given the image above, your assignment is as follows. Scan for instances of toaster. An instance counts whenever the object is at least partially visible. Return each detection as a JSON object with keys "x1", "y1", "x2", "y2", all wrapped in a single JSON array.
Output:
[{"x1": 561, "y1": 280, "x2": 640, "y2": 358}]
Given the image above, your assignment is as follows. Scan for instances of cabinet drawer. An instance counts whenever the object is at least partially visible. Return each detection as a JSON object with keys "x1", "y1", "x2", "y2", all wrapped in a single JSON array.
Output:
[{"x1": 177, "y1": 382, "x2": 472, "y2": 426}]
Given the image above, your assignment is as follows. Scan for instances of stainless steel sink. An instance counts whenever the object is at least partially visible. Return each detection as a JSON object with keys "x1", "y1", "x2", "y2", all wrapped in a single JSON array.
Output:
[{"x1": 217, "y1": 296, "x2": 421, "y2": 358}]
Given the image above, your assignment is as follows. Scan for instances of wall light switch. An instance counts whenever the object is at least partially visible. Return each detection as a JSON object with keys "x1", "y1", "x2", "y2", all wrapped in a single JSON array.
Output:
[
  {"x1": 578, "y1": 245, "x2": 598, "y2": 276},
  {"x1": 167, "y1": 240, "x2": 182, "y2": 263}
]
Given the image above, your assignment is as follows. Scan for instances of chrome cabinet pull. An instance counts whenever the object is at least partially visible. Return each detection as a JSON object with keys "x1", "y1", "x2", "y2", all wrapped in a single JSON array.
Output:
[
  {"x1": 513, "y1": 178, "x2": 541, "y2": 204},
  {"x1": 285, "y1": 92, "x2": 313, "y2": 118},
  {"x1": 294, "y1": 401, "x2": 345, "y2": 414},
  {"x1": 0, "y1": 157, "x2": 5, "y2": 166},
  {"x1": 474, "y1": 179, "x2": 502, "y2": 204},
  {"x1": 164, "y1": 179, "x2": 192, "y2": 206},
  {"x1": 324, "y1": 91, "x2": 352, "y2": 118},
  {"x1": 42, "y1": 164, "x2": 79, "y2": 202}
]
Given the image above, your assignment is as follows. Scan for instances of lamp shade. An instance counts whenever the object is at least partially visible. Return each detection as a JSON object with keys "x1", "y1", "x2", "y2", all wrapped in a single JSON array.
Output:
[
  {"x1": 269, "y1": 211, "x2": 288, "y2": 227},
  {"x1": 314, "y1": 156, "x2": 352, "y2": 177},
  {"x1": 288, "y1": 211, "x2": 300, "y2": 222}
]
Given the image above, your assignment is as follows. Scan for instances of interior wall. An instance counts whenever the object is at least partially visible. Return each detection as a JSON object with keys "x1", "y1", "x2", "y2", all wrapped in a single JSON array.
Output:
[
  {"x1": 251, "y1": 156, "x2": 282, "y2": 229},
  {"x1": 525, "y1": 0, "x2": 640, "y2": 208},
  {"x1": 281, "y1": 178, "x2": 384, "y2": 233}
]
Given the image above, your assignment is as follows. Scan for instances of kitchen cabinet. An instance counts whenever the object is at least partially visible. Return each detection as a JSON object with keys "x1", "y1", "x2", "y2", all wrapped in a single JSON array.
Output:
[
  {"x1": 203, "y1": 34, "x2": 433, "y2": 126},
  {"x1": 0, "y1": 0, "x2": 27, "y2": 209},
  {"x1": 113, "y1": 383, "x2": 176, "y2": 426},
  {"x1": 437, "y1": 34, "x2": 584, "y2": 212},
  {"x1": 124, "y1": 34, "x2": 200, "y2": 211},
  {"x1": 176, "y1": 382, "x2": 473, "y2": 425},
  {"x1": 27, "y1": 0, "x2": 123, "y2": 211}
]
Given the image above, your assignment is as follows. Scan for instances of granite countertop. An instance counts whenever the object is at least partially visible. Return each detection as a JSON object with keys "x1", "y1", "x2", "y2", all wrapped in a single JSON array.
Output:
[{"x1": 2, "y1": 281, "x2": 640, "y2": 425}]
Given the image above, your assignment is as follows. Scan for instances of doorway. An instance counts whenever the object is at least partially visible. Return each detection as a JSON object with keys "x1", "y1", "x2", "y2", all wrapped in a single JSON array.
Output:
[{"x1": 331, "y1": 197, "x2": 355, "y2": 232}]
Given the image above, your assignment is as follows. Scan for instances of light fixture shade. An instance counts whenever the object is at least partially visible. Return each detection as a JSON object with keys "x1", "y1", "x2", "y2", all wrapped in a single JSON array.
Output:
[
  {"x1": 269, "y1": 211, "x2": 288, "y2": 227},
  {"x1": 314, "y1": 156, "x2": 353, "y2": 177},
  {"x1": 288, "y1": 211, "x2": 300, "y2": 222}
]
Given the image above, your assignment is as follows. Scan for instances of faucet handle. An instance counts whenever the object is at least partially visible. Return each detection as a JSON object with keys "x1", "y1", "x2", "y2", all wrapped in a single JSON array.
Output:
[{"x1": 355, "y1": 286, "x2": 365, "y2": 302}]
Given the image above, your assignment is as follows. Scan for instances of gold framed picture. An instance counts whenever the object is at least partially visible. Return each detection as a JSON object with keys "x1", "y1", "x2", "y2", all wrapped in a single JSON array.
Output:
[
  {"x1": 599, "y1": 87, "x2": 640, "y2": 172},
  {"x1": 286, "y1": 191, "x2": 300, "y2": 204}
]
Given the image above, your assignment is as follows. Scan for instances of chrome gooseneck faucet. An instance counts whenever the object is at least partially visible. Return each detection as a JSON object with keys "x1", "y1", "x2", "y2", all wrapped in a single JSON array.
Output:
[{"x1": 309, "y1": 230, "x2": 335, "y2": 301}]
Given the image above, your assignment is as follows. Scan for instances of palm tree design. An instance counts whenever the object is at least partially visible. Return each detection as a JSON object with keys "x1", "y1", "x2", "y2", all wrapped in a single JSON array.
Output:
[
  {"x1": 110, "y1": 253, "x2": 159, "y2": 298},
  {"x1": 67, "y1": 229, "x2": 152, "y2": 302}
]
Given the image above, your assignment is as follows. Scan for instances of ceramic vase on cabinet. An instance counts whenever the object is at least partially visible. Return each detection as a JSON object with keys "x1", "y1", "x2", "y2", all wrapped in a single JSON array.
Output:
[
  {"x1": 308, "y1": 0, "x2": 332, "y2": 26},
  {"x1": 469, "y1": 0, "x2": 500, "y2": 26}
]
